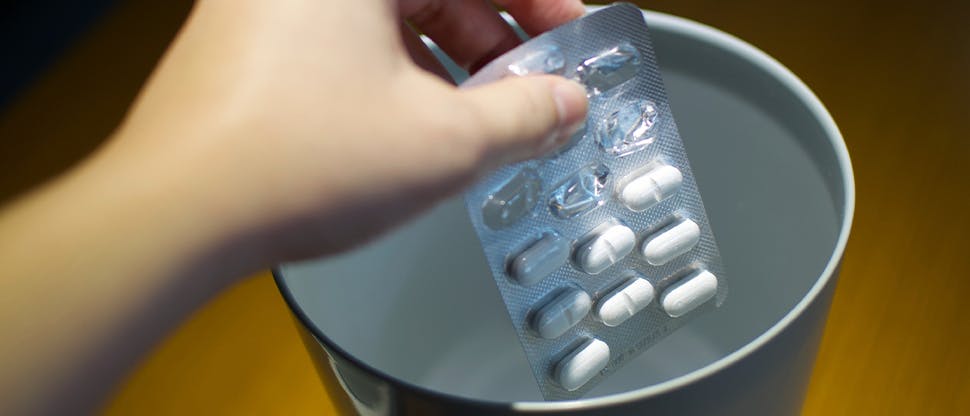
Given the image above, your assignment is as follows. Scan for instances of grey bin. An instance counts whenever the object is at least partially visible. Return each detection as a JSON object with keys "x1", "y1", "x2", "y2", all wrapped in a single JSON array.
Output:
[{"x1": 274, "y1": 8, "x2": 854, "y2": 416}]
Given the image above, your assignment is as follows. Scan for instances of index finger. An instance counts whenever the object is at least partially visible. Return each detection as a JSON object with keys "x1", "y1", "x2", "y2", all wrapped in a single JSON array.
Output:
[{"x1": 493, "y1": 0, "x2": 586, "y2": 36}]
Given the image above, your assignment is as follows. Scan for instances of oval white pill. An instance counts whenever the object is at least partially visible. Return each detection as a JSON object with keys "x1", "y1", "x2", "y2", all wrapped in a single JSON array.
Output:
[
  {"x1": 618, "y1": 165, "x2": 682, "y2": 212},
  {"x1": 509, "y1": 233, "x2": 570, "y2": 286},
  {"x1": 554, "y1": 338, "x2": 610, "y2": 391},
  {"x1": 661, "y1": 270, "x2": 718, "y2": 318},
  {"x1": 595, "y1": 277, "x2": 655, "y2": 327},
  {"x1": 531, "y1": 289, "x2": 592, "y2": 339},
  {"x1": 574, "y1": 223, "x2": 636, "y2": 274},
  {"x1": 641, "y1": 218, "x2": 701, "y2": 266}
]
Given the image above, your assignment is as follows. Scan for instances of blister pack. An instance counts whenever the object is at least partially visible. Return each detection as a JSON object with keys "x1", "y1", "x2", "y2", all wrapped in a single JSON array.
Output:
[{"x1": 462, "y1": 4, "x2": 728, "y2": 400}]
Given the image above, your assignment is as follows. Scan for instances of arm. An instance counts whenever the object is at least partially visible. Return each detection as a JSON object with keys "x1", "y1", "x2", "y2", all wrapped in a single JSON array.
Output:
[
  {"x1": 0, "y1": 136, "x2": 256, "y2": 414},
  {"x1": 0, "y1": 0, "x2": 587, "y2": 414}
]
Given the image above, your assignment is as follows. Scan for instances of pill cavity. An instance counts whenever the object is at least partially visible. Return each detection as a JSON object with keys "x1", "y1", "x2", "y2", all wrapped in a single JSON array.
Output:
[
  {"x1": 661, "y1": 270, "x2": 717, "y2": 318},
  {"x1": 574, "y1": 222, "x2": 636, "y2": 274},
  {"x1": 595, "y1": 100, "x2": 658, "y2": 157},
  {"x1": 549, "y1": 164, "x2": 610, "y2": 219},
  {"x1": 482, "y1": 168, "x2": 541, "y2": 229},
  {"x1": 618, "y1": 164, "x2": 682, "y2": 211},
  {"x1": 641, "y1": 218, "x2": 701, "y2": 266},
  {"x1": 595, "y1": 276, "x2": 655, "y2": 327},
  {"x1": 531, "y1": 288, "x2": 592, "y2": 339},
  {"x1": 575, "y1": 42, "x2": 641, "y2": 95},
  {"x1": 508, "y1": 233, "x2": 571, "y2": 286},
  {"x1": 554, "y1": 338, "x2": 610, "y2": 391},
  {"x1": 507, "y1": 44, "x2": 566, "y2": 76}
]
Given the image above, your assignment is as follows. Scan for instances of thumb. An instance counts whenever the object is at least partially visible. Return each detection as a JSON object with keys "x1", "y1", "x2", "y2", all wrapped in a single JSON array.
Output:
[{"x1": 457, "y1": 75, "x2": 587, "y2": 167}]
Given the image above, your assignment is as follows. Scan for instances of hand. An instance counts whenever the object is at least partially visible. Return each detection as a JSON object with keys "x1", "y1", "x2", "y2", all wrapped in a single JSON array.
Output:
[
  {"x1": 0, "y1": 2, "x2": 588, "y2": 413},
  {"x1": 108, "y1": 0, "x2": 589, "y2": 263}
]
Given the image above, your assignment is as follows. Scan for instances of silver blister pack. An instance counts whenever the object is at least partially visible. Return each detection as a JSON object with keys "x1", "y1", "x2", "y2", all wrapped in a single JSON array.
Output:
[{"x1": 462, "y1": 4, "x2": 728, "y2": 400}]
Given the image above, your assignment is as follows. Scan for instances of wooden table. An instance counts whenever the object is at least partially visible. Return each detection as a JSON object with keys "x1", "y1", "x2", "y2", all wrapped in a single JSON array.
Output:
[{"x1": 1, "y1": 1, "x2": 967, "y2": 414}]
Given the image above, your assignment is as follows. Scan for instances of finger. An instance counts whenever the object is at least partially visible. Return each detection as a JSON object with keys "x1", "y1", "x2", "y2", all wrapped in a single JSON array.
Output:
[
  {"x1": 493, "y1": 0, "x2": 586, "y2": 36},
  {"x1": 400, "y1": 0, "x2": 521, "y2": 72},
  {"x1": 456, "y1": 75, "x2": 587, "y2": 168},
  {"x1": 399, "y1": 22, "x2": 455, "y2": 83}
]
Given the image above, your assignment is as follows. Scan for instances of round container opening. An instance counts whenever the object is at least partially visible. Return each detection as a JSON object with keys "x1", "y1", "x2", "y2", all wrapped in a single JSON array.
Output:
[{"x1": 277, "y1": 10, "x2": 850, "y2": 404}]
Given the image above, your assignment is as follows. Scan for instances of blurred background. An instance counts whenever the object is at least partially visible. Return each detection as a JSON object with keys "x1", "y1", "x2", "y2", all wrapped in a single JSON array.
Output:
[{"x1": 1, "y1": 0, "x2": 967, "y2": 414}]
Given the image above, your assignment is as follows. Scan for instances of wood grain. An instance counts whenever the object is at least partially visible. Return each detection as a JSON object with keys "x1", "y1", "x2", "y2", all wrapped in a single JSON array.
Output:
[{"x1": 1, "y1": 1, "x2": 967, "y2": 414}]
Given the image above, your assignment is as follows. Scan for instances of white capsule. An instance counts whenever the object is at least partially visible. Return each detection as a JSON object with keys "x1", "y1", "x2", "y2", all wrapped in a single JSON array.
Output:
[
  {"x1": 641, "y1": 218, "x2": 701, "y2": 266},
  {"x1": 595, "y1": 277, "x2": 655, "y2": 327},
  {"x1": 618, "y1": 164, "x2": 682, "y2": 212},
  {"x1": 508, "y1": 233, "x2": 570, "y2": 286},
  {"x1": 574, "y1": 223, "x2": 636, "y2": 274},
  {"x1": 531, "y1": 289, "x2": 592, "y2": 339},
  {"x1": 661, "y1": 270, "x2": 718, "y2": 318},
  {"x1": 554, "y1": 338, "x2": 610, "y2": 391}
]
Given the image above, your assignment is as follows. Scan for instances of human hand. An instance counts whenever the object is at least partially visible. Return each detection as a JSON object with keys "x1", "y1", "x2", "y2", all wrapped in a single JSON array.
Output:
[
  {"x1": 0, "y1": 3, "x2": 588, "y2": 412},
  {"x1": 101, "y1": 0, "x2": 589, "y2": 265}
]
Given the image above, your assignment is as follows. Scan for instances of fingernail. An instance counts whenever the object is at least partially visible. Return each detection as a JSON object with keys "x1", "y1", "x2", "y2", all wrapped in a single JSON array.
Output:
[
  {"x1": 552, "y1": 79, "x2": 589, "y2": 129},
  {"x1": 561, "y1": 118, "x2": 585, "y2": 138},
  {"x1": 568, "y1": 0, "x2": 588, "y2": 18},
  {"x1": 537, "y1": 131, "x2": 562, "y2": 155},
  {"x1": 538, "y1": 119, "x2": 585, "y2": 155}
]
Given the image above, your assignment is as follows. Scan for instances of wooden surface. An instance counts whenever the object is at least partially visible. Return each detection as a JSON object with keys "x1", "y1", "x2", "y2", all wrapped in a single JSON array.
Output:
[{"x1": 1, "y1": 1, "x2": 967, "y2": 414}]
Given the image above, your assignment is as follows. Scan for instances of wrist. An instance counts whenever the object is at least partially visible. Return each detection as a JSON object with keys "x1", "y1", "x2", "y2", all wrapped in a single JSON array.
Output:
[
  {"x1": 0, "y1": 129, "x2": 266, "y2": 414},
  {"x1": 54, "y1": 136, "x2": 267, "y2": 289}
]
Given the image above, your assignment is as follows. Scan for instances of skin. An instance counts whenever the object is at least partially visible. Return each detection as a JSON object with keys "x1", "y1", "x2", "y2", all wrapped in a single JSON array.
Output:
[{"x1": 0, "y1": 0, "x2": 589, "y2": 414}]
